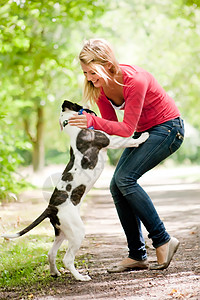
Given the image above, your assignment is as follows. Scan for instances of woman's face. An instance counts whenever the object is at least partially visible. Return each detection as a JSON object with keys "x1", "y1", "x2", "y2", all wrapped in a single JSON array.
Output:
[{"x1": 80, "y1": 62, "x2": 106, "y2": 88}]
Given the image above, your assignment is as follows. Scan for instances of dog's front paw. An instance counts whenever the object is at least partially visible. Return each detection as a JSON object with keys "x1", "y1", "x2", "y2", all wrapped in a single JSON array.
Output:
[
  {"x1": 132, "y1": 132, "x2": 149, "y2": 147},
  {"x1": 141, "y1": 132, "x2": 149, "y2": 141}
]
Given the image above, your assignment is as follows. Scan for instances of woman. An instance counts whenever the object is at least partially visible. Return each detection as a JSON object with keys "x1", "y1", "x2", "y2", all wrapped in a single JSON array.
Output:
[{"x1": 68, "y1": 38, "x2": 184, "y2": 272}]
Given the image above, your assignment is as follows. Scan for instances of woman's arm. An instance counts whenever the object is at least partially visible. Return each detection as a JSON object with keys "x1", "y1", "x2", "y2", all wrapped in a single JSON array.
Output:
[
  {"x1": 85, "y1": 74, "x2": 149, "y2": 137},
  {"x1": 69, "y1": 73, "x2": 149, "y2": 137}
]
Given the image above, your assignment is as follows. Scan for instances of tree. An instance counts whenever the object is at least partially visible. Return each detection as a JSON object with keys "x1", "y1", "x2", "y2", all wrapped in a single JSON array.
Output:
[{"x1": 0, "y1": 0, "x2": 109, "y2": 172}]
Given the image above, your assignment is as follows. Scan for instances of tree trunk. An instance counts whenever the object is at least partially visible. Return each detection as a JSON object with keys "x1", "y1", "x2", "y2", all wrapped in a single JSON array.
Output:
[{"x1": 32, "y1": 106, "x2": 45, "y2": 172}]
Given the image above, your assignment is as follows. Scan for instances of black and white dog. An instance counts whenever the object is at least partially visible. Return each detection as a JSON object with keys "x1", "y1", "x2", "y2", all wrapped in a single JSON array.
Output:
[{"x1": 1, "y1": 100, "x2": 149, "y2": 281}]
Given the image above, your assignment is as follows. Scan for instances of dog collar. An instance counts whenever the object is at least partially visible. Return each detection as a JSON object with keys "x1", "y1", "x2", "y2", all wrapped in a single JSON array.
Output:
[{"x1": 78, "y1": 108, "x2": 84, "y2": 115}]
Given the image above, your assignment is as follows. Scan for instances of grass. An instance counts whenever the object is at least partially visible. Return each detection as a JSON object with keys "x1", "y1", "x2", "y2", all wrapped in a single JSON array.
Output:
[
  {"x1": 0, "y1": 235, "x2": 56, "y2": 288},
  {"x1": 0, "y1": 234, "x2": 90, "y2": 290}
]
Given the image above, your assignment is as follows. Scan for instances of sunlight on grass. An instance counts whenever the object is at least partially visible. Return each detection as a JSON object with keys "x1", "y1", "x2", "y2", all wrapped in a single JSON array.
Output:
[
  {"x1": 0, "y1": 234, "x2": 91, "y2": 290},
  {"x1": 0, "y1": 235, "x2": 66, "y2": 288}
]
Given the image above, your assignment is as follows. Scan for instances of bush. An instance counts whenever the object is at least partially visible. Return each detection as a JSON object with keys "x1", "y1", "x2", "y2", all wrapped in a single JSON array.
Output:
[{"x1": 0, "y1": 101, "x2": 30, "y2": 202}]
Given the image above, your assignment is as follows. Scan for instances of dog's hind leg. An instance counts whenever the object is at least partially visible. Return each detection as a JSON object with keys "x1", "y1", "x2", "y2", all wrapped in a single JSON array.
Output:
[
  {"x1": 62, "y1": 219, "x2": 91, "y2": 281},
  {"x1": 48, "y1": 231, "x2": 65, "y2": 277}
]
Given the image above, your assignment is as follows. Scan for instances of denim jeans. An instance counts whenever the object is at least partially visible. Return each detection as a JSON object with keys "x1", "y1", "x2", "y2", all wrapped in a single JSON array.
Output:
[{"x1": 110, "y1": 117, "x2": 185, "y2": 261}]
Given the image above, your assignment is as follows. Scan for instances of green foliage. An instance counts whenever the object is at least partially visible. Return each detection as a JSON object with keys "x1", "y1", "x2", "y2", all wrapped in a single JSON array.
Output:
[
  {"x1": 183, "y1": 0, "x2": 200, "y2": 7},
  {"x1": 0, "y1": 0, "x2": 110, "y2": 198},
  {"x1": 45, "y1": 149, "x2": 70, "y2": 165},
  {"x1": 0, "y1": 99, "x2": 30, "y2": 200},
  {"x1": 107, "y1": 149, "x2": 123, "y2": 166},
  {"x1": 0, "y1": 235, "x2": 90, "y2": 289},
  {"x1": 0, "y1": 236, "x2": 57, "y2": 287}
]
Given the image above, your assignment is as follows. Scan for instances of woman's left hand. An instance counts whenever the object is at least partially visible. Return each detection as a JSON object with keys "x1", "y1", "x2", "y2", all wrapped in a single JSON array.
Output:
[{"x1": 68, "y1": 113, "x2": 88, "y2": 129}]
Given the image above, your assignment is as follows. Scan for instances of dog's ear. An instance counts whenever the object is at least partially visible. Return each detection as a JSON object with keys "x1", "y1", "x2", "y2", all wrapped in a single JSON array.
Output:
[
  {"x1": 62, "y1": 100, "x2": 83, "y2": 112},
  {"x1": 72, "y1": 102, "x2": 83, "y2": 112},
  {"x1": 62, "y1": 100, "x2": 70, "y2": 111}
]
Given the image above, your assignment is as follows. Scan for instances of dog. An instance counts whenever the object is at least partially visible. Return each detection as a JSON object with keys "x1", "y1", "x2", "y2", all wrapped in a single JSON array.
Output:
[{"x1": 1, "y1": 100, "x2": 149, "y2": 281}]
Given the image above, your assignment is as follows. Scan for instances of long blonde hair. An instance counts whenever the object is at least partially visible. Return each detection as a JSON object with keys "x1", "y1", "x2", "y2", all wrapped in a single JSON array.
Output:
[{"x1": 79, "y1": 38, "x2": 120, "y2": 104}]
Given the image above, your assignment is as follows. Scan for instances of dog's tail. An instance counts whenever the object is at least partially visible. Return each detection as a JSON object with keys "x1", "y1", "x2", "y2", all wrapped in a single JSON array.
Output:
[{"x1": 1, "y1": 205, "x2": 58, "y2": 239}]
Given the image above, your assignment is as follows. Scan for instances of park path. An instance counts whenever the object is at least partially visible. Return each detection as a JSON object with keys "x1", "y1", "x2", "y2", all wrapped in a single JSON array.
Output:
[{"x1": 34, "y1": 165, "x2": 200, "y2": 300}]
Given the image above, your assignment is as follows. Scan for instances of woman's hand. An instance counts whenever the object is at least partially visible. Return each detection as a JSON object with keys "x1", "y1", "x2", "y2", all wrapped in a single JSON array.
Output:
[{"x1": 68, "y1": 113, "x2": 88, "y2": 129}]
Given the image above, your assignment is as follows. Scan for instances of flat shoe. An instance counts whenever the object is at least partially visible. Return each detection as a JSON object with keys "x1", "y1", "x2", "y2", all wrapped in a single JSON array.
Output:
[
  {"x1": 150, "y1": 237, "x2": 180, "y2": 270},
  {"x1": 107, "y1": 259, "x2": 148, "y2": 273}
]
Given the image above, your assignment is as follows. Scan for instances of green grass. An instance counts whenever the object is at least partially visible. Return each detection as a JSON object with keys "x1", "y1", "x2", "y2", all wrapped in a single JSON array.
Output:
[
  {"x1": 0, "y1": 234, "x2": 91, "y2": 291},
  {"x1": 0, "y1": 234, "x2": 89, "y2": 290},
  {"x1": 0, "y1": 235, "x2": 54, "y2": 288}
]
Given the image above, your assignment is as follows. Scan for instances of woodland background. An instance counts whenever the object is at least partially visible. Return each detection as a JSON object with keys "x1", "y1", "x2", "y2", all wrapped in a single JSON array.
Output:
[{"x1": 0, "y1": 0, "x2": 200, "y2": 201}]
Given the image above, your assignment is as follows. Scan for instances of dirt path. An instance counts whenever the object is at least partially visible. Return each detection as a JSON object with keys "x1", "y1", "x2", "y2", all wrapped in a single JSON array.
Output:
[
  {"x1": 1, "y1": 165, "x2": 200, "y2": 299},
  {"x1": 35, "y1": 165, "x2": 200, "y2": 300}
]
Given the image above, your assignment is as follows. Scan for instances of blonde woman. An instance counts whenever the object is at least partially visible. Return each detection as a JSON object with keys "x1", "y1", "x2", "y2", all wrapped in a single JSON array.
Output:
[{"x1": 68, "y1": 39, "x2": 184, "y2": 272}]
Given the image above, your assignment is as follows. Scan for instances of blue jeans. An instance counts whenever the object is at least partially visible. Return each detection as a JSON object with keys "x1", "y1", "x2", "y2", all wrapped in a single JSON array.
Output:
[{"x1": 110, "y1": 117, "x2": 185, "y2": 261}]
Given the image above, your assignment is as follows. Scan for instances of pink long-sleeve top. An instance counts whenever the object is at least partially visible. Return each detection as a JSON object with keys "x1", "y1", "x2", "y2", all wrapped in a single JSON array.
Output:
[{"x1": 85, "y1": 64, "x2": 180, "y2": 137}]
